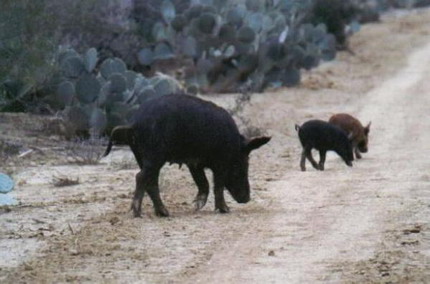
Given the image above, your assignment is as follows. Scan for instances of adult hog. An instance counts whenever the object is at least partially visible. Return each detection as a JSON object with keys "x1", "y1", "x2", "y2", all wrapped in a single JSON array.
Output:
[
  {"x1": 329, "y1": 113, "x2": 371, "y2": 159},
  {"x1": 295, "y1": 120, "x2": 353, "y2": 171},
  {"x1": 104, "y1": 94, "x2": 271, "y2": 217}
]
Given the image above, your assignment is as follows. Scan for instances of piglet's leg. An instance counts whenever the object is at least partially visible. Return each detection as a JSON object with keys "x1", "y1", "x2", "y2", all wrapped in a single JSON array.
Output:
[
  {"x1": 355, "y1": 147, "x2": 362, "y2": 159},
  {"x1": 318, "y1": 150, "x2": 326, "y2": 171},
  {"x1": 300, "y1": 149, "x2": 307, "y2": 171},
  {"x1": 305, "y1": 147, "x2": 319, "y2": 170}
]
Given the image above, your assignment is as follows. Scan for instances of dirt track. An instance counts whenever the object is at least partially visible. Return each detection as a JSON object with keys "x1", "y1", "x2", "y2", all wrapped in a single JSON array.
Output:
[{"x1": 1, "y1": 9, "x2": 430, "y2": 283}]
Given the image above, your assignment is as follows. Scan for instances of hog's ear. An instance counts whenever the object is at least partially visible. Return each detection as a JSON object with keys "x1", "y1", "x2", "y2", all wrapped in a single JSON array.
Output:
[
  {"x1": 244, "y1": 136, "x2": 271, "y2": 154},
  {"x1": 364, "y1": 121, "x2": 371, "y2": 135}
]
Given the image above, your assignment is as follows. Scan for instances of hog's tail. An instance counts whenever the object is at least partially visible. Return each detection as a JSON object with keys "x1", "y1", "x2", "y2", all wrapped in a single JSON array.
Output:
[
  {"x1": 294, "y1": 124, "x2": 301, "y2": 132},
  {"x1": 103, "y1": 125, "x2": 133, "y2": 157},
  {"x1": 103, "y1": 136, "x2": 114, "y2": 157}
]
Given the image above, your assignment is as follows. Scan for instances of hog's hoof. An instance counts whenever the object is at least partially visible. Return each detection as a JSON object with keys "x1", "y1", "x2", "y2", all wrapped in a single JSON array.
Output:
[
  {"x1": 318, "y1": 165, "x2": 324, "y2": 171},
  {"x1": 155, "y1": 207, "x2": 170, "y2": 217},
  {"x1": 131, "y1": 200, "x2": 142, "y2": 218},
  {"x1": 216, "y1": 204, "x2": 230, "y2": 214},
  {"x1": 132, "y1": 206, "x2": 142, "y2": 218},
  {"x1": 194, "y1": 195, "x2": 208, "y2": 211}
]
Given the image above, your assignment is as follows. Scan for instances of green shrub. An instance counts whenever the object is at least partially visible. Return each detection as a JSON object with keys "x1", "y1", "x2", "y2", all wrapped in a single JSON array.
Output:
[{"x1": 0, "y1": 0, "x2": 59, "y2": 112}]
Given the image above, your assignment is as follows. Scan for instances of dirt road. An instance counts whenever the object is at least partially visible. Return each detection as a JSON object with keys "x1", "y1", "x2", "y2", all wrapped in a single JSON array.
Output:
[
  {"x1": 1, "y1": 9, "x2": 430, "y2": 283},
  {"x1": 188, "y1": 24, "x2": 430, "y2": 284}
]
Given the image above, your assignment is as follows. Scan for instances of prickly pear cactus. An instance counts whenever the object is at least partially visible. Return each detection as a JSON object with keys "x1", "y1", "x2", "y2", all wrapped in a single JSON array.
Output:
[
  {"x1": 51, "y1": 0, "x2": 355, "y2": 134},
  {"x1": 138, "y1": 48, "x2": 154, "y2": 65},
  {"x1": 61, "y1": 56, "x2": 85, "y2": 79},
  {"x1": 51, "y1": 47, "x2": 184, "y2": 137},
  {"x1": 84, "y1": 48, "x2": 98, "y2": 73},
  {"x1": 56, "y1": 81, "x2": 75, "y2": 106},
  {"x1": 132, "y1": 0, "x2": 344, "y2": 92},
  {"x1": 76, "y1": 74, "x2": 101, "y2": 104},
  {"x1": 108, "y1": 73, "x2": 127, "y2": 94},
  {"x1": 100, "y1": 58, "x2": 127, "y2": 79}
]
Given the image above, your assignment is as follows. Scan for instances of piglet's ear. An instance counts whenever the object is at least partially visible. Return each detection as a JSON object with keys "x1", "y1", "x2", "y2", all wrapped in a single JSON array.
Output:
[
  {"x1": 244, "y1": 136, "x2": 271, "y2": 154},
  {"x1": 364, "y1": 121, "x2": 371, "y2": 135}
]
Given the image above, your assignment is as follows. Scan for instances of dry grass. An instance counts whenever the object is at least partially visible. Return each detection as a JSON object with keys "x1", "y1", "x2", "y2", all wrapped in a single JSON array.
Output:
[
  {"x1": 64, "y1": 137, "x2": 107, "y2": 165},
  {"x1": 52, "y1": 176, "x2": 80, "y2": 187}
]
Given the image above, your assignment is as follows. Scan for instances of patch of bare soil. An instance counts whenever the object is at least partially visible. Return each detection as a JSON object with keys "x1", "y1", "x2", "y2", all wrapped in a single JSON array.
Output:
[{"x1": 1, "y1": 8, "x2": 430, "y2": 283}]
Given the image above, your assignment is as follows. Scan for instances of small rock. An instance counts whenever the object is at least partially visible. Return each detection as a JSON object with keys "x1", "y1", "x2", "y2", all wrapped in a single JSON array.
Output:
[
  {"x1": 69, "y1": 249, "x2": 79, "y2": 256},
  {"x1": 401, "y1": 240, "x2": 419, "y2": 246},
  {"x1": 410, "y1": 228, "x2": 421, "y2": 233},
  {"x1": 268, "y1": 250, "x2": 275, "y2": 256},
  {"x1": 109, "y1": 216, "x2": 120, "y2": 225},
  {"x1": 23, "y1": 263, "x2": 34, "y2": 271},
  {"x1": 66, "y1": 157, "x2": 75, "y2": 163},
  {"x1": 117, "y1": 193, "x2": 128, "y2": 199},
  {"x1": 1, "y1": 206, "x2": 12, "y2": 213}
]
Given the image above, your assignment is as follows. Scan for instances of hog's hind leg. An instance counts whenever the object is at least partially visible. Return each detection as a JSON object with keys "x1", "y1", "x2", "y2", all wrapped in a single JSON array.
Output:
[
  {"x1": 132, "y1": 171, "x2": 145, "y2": 217},
  {"x1": 134, "y1": 164, "x2": 169, "y2": 217}
]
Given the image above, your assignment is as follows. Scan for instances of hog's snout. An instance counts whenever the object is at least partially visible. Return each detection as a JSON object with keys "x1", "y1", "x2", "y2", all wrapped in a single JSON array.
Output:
[
  {"x1": 237, "y1": 195, "x2": 250, "y2": 203},
  {"x1": 359, "y1": 148, "x2": 368, "y2": 153}
]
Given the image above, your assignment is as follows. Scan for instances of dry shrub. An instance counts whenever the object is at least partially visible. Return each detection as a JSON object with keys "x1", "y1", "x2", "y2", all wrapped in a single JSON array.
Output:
[
  {"x1": 65, "y1": 137, "x2": 107, "y2": 165},
  {"x1": 53, "y1": 176, "x2": 80, "y2": 187},
  {"x1": 229, "y1": 92, "x2": 266, "y2": 138},
  {"x1": 0, "y1": 140, "x2": 22, "y2": 164}
]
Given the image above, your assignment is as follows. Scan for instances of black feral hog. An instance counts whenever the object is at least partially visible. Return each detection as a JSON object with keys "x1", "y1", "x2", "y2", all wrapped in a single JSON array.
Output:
[
  {"x1": 295, "y1": 120, "x2": 353, "y2": 171},
  {"x1": 329, "y1": 113, "x2": 371, "y2": 159},
  {"x1": 104, "y1": 94, "x2": 271, "y2": 217}
]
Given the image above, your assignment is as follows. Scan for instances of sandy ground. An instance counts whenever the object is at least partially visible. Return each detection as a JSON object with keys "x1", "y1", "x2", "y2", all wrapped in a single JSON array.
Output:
[{"x1": 1, "y1": 8, "x2": 430, "y2": 283}]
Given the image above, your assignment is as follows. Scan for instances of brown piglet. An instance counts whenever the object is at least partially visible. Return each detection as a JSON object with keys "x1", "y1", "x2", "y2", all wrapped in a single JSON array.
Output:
[{"x1": 329, "y1": 113, "x2": 371, "y2": 159}]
